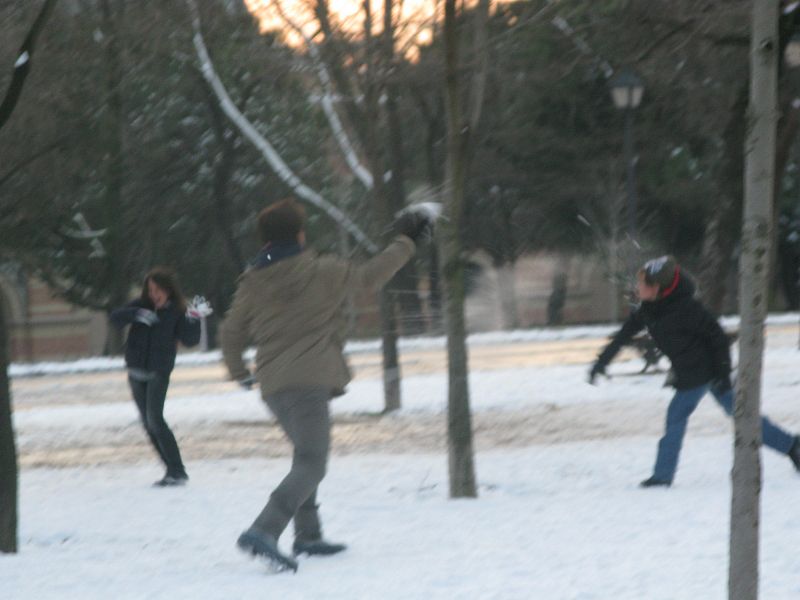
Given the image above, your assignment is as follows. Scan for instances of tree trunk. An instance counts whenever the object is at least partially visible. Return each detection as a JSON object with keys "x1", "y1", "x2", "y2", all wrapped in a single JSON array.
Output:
[
  {"x1": 0, "y1": 304, "x2": 17, "y2": 553},
  {"x1": 729, "y1": 4, "x2": 778, "y2": 599},
  {"x1": 547, "y1": 255, "x2": 571, "y2": 327},
  {"x1": 496, "y1": 264, "x2": 519, "y2": 330},
  {"x1": 382, "y1": 0, "x2": 424, "y2": 334},
  {"x1": 202, "y1": 75, "x2": 246, "y2": 272},
  {"x1": 698, "y1": 83, "x2": 748, "y2": 312},
  {"x1": 0, "y1": 0, "x2": 60, "y2": 553},
  {"x1": 379, "y1": 289, "x2": 401, "y2": 413},
  {"x1": 101, "y1": 0, "x2": 128, "y2": 357},
  {"x1": 441, "y1": 0, "x2": 488, "y2": 499}
]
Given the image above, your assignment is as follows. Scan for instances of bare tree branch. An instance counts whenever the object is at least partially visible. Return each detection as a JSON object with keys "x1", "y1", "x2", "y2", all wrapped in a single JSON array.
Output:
[
  {"x1": 0, "y1": 0, "x2": 59, "y2": 128},
  {"x1": 272, "y1": 0, "x2": 374, "y2": 189},
  {"x1": 185, "y1": 0, "x2": 378, "y2": 254}
]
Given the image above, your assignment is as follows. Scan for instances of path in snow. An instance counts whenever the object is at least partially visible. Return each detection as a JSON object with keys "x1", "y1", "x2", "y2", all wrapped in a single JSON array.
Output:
[{"x1": 12, "y1": 325, "x2": 800, "y2": 470}]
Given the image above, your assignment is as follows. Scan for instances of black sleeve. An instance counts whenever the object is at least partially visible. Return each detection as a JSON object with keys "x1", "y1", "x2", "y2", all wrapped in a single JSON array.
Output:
[
  {"x1": 176, "y1": 311, "x2": 202, "y2": 347},
  {"x1": 109, "y1": 300, "x2": 144, "y2": 329},
  {"x1": 595, "y1": 310, "x2": 646, "y2": 371}
]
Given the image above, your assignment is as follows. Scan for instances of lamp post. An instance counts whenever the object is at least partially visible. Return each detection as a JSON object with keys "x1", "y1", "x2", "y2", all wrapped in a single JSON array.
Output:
[{"x1": 609, "y1": 68, "x2": 644, "y2": 252}]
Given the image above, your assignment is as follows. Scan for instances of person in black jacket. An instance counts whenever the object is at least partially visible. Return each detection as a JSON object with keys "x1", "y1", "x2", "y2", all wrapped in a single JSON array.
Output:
[
  {"x1": 589, "y1": 256, "x2": 800, "y2": 487},
  {"x1": 111, "y1": 267, "x2": 201, "y2": 487}
]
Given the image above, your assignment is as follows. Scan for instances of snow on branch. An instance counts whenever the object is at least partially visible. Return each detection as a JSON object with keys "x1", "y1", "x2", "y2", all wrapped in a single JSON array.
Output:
[
  {"x1": 70, "y1": 212, "x2": 107, "y2": 258},
  {"x1": 185, "y1": 0, "x2": 378, "y2": 254},
  {"x1": 273, "y1": 0, "x2": 374, "y2": 190},
  {"x1": 14, "y1": 51, "x2": 30, "y2": 69}
]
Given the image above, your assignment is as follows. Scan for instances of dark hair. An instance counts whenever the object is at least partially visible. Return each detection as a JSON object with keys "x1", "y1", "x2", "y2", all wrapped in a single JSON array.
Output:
[
  {"x1": 257, "y1": 198, "x2": 306, "y2": 244},
  {"x1": 140, "y1": 266, "x2": 187, "y2": 312},
  {"x1": 638, "y1": 255, "x2": 679, "y2": 290}
]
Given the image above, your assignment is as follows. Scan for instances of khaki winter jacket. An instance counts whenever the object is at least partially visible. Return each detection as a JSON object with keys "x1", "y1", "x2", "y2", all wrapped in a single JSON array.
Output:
[{"x1": 221, "y1": 235, "x2": 415, "y2": 397}]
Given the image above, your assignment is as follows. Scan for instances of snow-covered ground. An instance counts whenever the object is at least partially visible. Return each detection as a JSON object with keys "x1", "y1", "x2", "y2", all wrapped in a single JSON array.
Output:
[{"x1": 4, "y1": 320, "x2": 800, "y2": 599}]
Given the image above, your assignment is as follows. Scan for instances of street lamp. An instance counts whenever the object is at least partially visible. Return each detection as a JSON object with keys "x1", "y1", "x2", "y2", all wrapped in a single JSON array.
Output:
[{"x1": 609, "y1": 68, "x2": 644, "y2": 251}]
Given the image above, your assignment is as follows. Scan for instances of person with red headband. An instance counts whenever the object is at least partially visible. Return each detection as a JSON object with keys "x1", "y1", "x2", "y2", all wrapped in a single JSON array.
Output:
[{"x1": 589, "y1": 255, "x2": 800, "y2": 487}]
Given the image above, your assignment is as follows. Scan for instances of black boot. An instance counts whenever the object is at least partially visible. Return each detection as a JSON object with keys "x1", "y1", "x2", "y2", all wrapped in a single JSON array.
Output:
[
  {"x1": 237, "y1": 529, "x2": 298, "y2": 573},
  {"x1": 789, "y1": 436, "x2": 800, "y2": 472},
  {"x1": 153, "y1": 471, "x2": 188, "y2": 487},
  {"x1": 639, "y1": 476, "x2": 671, "y2": 488},
  {"x1": 293, "y1": 538, "x2": 347, "y2": 556}
]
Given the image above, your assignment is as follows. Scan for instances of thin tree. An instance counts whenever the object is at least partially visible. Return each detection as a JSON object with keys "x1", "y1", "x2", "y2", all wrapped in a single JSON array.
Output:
[
  {"x1": 441, "y1": 0, "x2": 489, "y2": 498},
  {"x1": 0, "y1": 0, "x2": 59, "y2": 554},
  {"x1": 729, "y1": 2, "x2": 779, "y2": 599}
]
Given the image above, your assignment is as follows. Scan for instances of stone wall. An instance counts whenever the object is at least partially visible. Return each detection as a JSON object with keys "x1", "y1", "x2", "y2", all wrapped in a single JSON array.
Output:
[{"x1": 0, "y1": 268, "x2": 107, "y2": 362}]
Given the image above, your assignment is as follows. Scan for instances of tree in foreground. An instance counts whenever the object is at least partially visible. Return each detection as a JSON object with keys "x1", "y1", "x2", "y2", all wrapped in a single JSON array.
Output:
[
  {"x1": 729, "y1": 2, "x2": 779, "y2": 599},
  {"x1": 0, "y1": 0, "x2": 59, "y2": 555}
]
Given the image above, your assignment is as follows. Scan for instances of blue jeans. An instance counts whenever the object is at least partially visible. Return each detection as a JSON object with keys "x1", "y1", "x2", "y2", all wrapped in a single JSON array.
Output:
[{"x1": 652, "y1": 383, "x2": 794, "y2": 482}]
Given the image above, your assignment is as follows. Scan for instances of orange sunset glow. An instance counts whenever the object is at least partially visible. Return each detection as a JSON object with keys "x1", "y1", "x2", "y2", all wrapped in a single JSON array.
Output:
[{"x1": 243, "y1": 0, "x2": 442, "y2": 57}]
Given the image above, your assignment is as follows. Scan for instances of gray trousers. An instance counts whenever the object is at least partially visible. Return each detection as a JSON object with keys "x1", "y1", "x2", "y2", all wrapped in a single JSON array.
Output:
[{"x1": 252, "y1": 387, "x2": 331, "y2": 541}]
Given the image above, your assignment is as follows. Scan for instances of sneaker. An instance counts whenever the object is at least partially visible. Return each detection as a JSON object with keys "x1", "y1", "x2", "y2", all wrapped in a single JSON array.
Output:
[
  {"x1": 153, "y1": 473, "x2": 188, "y2": 487},
  {"x1": 639, "y1": 476, "x2": 671, "y2": 488},
  {"x1": 789, "y1": 436, "x2": 800, "y2": 472},
  {"x1": 237, "y1": 529, "x2": 298, "y2": 573},
  {"x1": 292, "y1": 538, "x2": 347, "y2": 556}
]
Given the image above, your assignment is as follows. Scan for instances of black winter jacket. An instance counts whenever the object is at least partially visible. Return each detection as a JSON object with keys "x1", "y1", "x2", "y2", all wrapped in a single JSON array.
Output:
[
  {"x1": 595, "y1": 275, "x2": 731, "y2": 390},
  {"x1": 110, "y1": 299, "x2": 201, "y2": 375}
]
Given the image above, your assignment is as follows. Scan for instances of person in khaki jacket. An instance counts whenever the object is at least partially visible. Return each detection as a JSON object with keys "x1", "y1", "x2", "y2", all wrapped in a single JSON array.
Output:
[{"x1": 221, "y1": 198, "x2": 431, "y2": 572}]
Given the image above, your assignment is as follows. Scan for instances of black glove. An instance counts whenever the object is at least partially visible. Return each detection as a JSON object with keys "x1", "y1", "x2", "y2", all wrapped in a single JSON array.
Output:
[
  {"x1": 393, "y1": 211, "x2": 431, "y2": 242},
  {"x1": 588, "y1": 363, "x2": 605, "y2": 385}
]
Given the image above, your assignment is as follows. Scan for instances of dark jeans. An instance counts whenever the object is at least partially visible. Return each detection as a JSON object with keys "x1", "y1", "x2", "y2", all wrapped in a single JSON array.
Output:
[
  {"x1": 251, "y1": 387, "x2": 331, "y2": 542},
  {"x1": 128, "y1": 373, "x2": 186, "y2": 476},
  {"x1": 652, "y1": 383, "x2": 795, "y2": 482}
]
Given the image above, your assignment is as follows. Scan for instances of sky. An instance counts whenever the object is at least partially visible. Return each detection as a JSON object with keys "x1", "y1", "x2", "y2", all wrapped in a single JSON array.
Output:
[{"x1": 243, "y1": 0, "x2": 441, "y2": 58}]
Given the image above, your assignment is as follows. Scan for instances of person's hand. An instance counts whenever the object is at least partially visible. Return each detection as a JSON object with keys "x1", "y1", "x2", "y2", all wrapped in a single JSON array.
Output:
[
  {"x1": 588, "y1": 363, "x2": 605, "y2": 385},
  {"x1": 187, "y1": 295, "x2": 213, "y2": 320},
  {"x1": 238, "y1": 375, "x2": 256, "y2": 390},
  {"x1": 134, "y1": 309, "x2": 159, "y2": 326},
  {"x1": 392, "y1": 210, "x2": 432, "y2": 242}
]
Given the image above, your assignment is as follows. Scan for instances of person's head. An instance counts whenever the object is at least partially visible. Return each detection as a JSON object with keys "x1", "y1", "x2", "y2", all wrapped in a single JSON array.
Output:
[
  {"x1": 636, "y1": 255, "x2": 679, "y2": 301},
  {"x1": 140, "y1": 267, "x2": 187, "y2": 312},
  {"x1": 257, "y1": 198, "x2": 306, "y2": 246}
]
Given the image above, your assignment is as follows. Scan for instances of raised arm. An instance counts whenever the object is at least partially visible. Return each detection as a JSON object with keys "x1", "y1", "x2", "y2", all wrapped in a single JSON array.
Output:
[
  {"x1": 176, "y1": 312, "x2": 202, "y2": 348},
  {"x1": 346, "y1": 235, "x2": 415, "y2": 290}
]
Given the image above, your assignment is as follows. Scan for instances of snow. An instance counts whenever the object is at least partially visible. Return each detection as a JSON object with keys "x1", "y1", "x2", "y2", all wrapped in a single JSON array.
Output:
[
  {"x1": 4, "y1": 320, "x2": 800, "y2": 599},
  {"x1": 14, "y1": 51, "x2": 30, "y2": 68},
  {"x1": 11, "y1": 311, "x2": 799, "y2": 377}
]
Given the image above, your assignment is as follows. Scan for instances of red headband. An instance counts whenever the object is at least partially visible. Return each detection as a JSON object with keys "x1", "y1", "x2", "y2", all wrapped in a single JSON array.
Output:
[{"x1": 660, "y1": 266, "x2": 680, "y2": 298}]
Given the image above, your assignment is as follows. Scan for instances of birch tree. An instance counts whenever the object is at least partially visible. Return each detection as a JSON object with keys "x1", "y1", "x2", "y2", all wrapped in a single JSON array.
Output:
[
  {"x1": 729, "y1": 2, "x2": 779, "y2": 598},
  {"x1": 441, "y1": 0, "x2": 489, "y2": 498}
]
